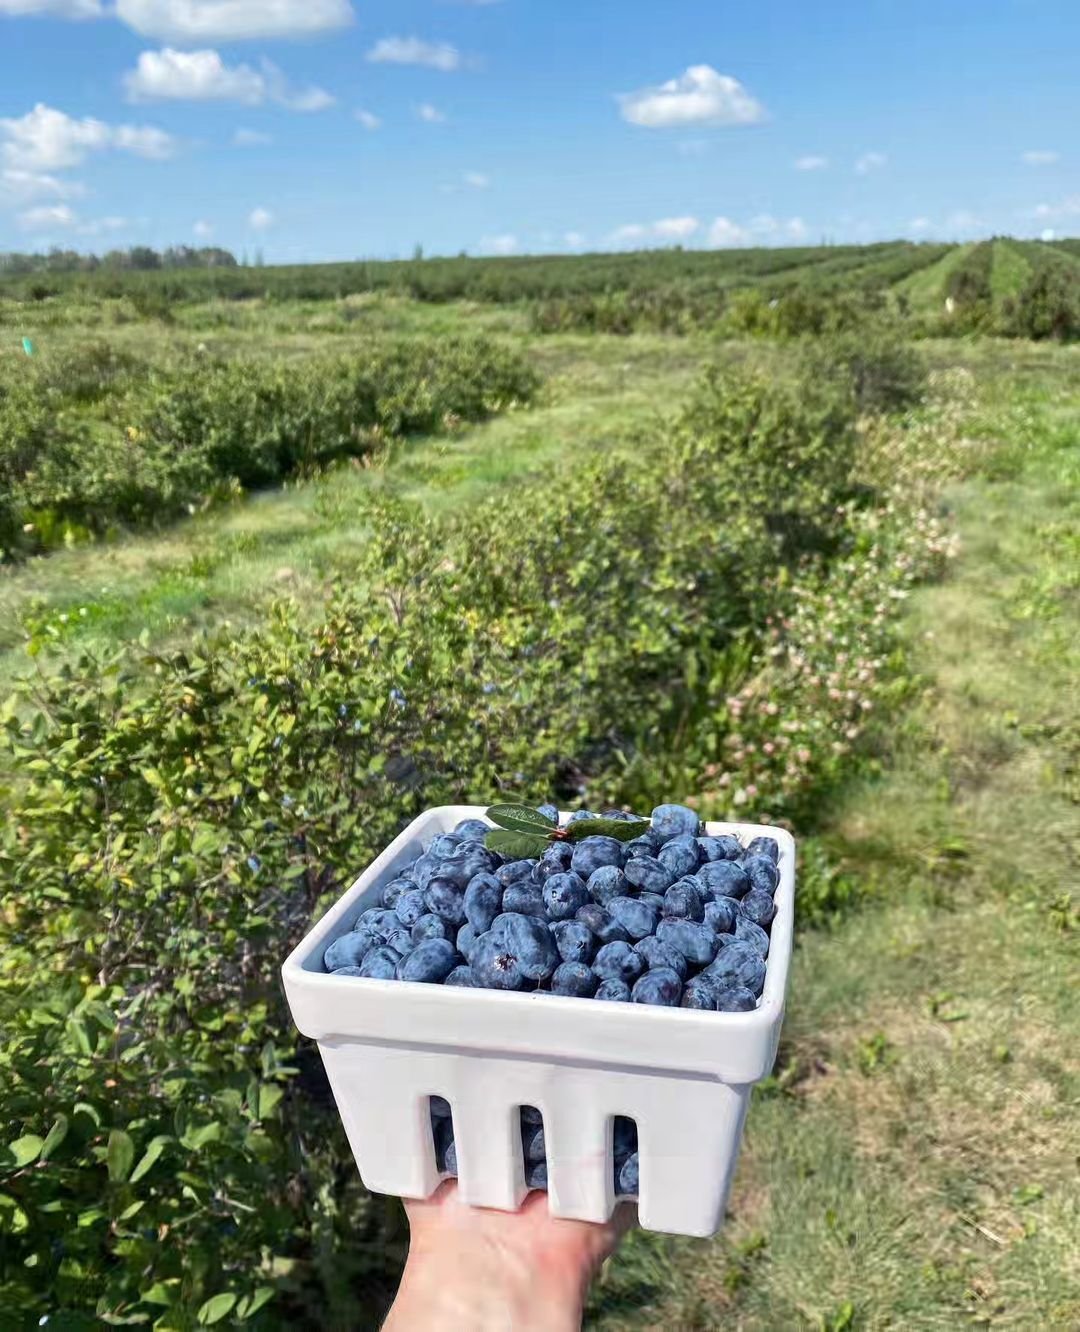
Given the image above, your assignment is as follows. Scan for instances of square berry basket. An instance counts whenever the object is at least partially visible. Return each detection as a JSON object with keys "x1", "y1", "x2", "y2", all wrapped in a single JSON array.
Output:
[{"x1": 281, "y1": 805, "x2": 795, "y2": 1239}]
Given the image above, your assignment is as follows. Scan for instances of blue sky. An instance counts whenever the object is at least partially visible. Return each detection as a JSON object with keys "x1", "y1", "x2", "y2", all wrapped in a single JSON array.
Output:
[{"x1": 1, "y1": 0, "x2": 1077, "y2": 261}]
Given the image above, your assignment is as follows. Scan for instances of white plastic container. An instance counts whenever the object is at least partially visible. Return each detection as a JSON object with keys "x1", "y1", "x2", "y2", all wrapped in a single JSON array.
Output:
[{"x1": 281, "y1": 806, "x2": 795, "y2": 1238}]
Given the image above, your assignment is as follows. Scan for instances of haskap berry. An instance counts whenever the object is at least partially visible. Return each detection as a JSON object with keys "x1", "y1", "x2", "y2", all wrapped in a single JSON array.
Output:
[{"x1": 323, "y1": 806, "x2": 784, "y2": 1050}]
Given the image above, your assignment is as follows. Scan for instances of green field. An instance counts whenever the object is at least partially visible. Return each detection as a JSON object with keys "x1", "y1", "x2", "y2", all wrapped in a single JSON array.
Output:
[{"x1": 1, "y1": 247, "x2": 1076, "y2": 1329}]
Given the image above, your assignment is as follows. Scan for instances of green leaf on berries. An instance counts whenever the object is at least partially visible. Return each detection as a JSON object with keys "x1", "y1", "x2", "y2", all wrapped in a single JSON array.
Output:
[
  {"x1": 564, "y1": 817, "x2": 646, "y2": 842},
  {"x1": 484, "y1": 829, "x2": 553, "y2": 859},
  {"x1": 485, "y1": 804, "x2": 557, "y2": 834}
]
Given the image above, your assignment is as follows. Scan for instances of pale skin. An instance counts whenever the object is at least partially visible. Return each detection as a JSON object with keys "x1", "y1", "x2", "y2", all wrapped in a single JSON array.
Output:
[{"x1": 383, "y1": 1182, "x2": 637, "y2": 1331}]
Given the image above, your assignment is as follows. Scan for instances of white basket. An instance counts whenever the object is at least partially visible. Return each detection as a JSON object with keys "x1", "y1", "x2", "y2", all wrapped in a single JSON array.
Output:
[{"x1": 281, "y1": 805, "x2": 795, "y2": 1238}]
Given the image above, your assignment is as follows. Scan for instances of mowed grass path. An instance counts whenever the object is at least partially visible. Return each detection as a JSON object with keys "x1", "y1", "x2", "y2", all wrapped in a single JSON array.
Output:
[
  {"x1": 589, "y1": 359, "x2": 1079, "y2": 1329},
  {"x1": 0, "y1": 328, "x2": 712, "y2": 686}
]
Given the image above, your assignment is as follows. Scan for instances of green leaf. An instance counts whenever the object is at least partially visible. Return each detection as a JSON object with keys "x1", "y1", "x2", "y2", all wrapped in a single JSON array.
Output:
[
  {"x1": 40, "y1": 1114, "x2": 69, "y2": 1161},
  {"x1": 485, "y1": 804, "x2": 556, "y2": 834},
  {"x1": 180, "y1": 1121, "x2": 222, "y2": 1151},
  {"x1": 235, "y1": 1288, "x2": 274, "y2": 1322},
  {"x1": 140, "y1": 1282, "x2": 177, "y2": 1307},
  {"x1": 564, "y1": 817, "x2": 645, "y2": 842},
  {"x1": 257, "y1": 1085, "x2": 284, "y2": 1121},
  {"x1": 130, "y1": 1136, "x2": 170, "y2": 1184},
  {"x1": 484, "y1": 829, "x2": 551, "y2": 859},
  {"x1": 7, "y1": 1135, "x2": 43, "y2": 1168},
  {"x1": 106, "y1": 1129, "x2": 135, "y2": 1182},
  {"x1": 198, "y1": 1294, "x2": 237, "y2": 1325}
]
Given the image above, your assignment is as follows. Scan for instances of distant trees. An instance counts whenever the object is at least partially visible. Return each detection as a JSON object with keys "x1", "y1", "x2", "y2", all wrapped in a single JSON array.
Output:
[{"x1": 0, "y1": 245, "x2": 238, "y2": 275}]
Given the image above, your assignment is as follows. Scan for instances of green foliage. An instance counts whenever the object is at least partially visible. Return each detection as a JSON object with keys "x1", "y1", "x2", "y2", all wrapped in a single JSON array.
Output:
[
  {"x1": 0, "y1": 336, "x2": 539, "y2": 560},
  {"x1": 798, "y1": 325, "x2": 927, "y2": 415},
  {"x1": 0, "y1": 358, "x2": 952, "y2": 1325},
  {"x1": 1000, "y1": 256, "x2": 1080, "y2": 340}
]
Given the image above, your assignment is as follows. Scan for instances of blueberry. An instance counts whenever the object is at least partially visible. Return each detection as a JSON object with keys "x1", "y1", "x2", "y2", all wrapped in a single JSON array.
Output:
[
  {"x1": 524, "y1": 1124, "x2": 546, "y2": 1164},
  {"x1": 331, "y1": 966, "x2": 364, "y2": 977},
  {"x1": 356, "y1": 907, "x2": 400, "y2": 941},
  {"x1": 434, "y1": 1117, "x2": 455, "y2": 1171},
  {"x1": 650, "y1": 803, "x2": 701, "y2": 844},
  {"x1": 430, "y1": 1096, "x2": 452, "y2": 1119},
  {"x1": 489, "y1": 912, "x2": 559, "y2": 981},
  {"x1": 502, "y1": 881, "x2": 547, "y2": 919},
  {"x1": 384, "y1": 927, "x2": 414, "y2": 956},
  {"x1": 537, "y1": 843, "x2": 574, "y2": 879},
  {"x1": 444, "y1": 1140, "x2": 458, "y2": 1176},
  {"x1": 551, "y1": 961, "x2": 598, "y2": 997},
  {"x1": 663, "y1": 878, "x2": 705, "y2": 921},
  {"x1": 617, "y1": 1152, "x2": 639, "y2": 1195},
  {"x1": 607, "y1": 896, "x2": 659, "y2": 941},
  {"x1": 470, "y1": 934, "x2": 527, "y2": 990},
  {"x1": 740, "y1": 889, "x2": 777, "y2": 929},
  {"x1": 747, "y1": 835, "x2": 780, "y2": 864},
  {"x1": 655, "y1": 918, "x2": 720, "y2": 966},
  {"x1": 526, "y1": 1161, "x2": 548, "y2": 1190},
  {"x1": 631, "y1": 967, "x2": 683, "y2": 1006},
  {"x1": 456, "y1": 921, "x2": 479, "y2": 961},
  {"x1": 398, "y1": 939, "x2": 459, "y2": 984},
  {"x1": 587, "y1": 864, "x2": 630, "y2": 906},
  {"x1": 593, "y1": 940, "x2": 647, "y2": 985},
  {"x1": 704, "y1": 940, "x2": 766, "y2": 996},
  {"x1": 634, "y1": 936, "x2": 688, "y2": 980},
  {"x1": 575, "y1": 903, "x2": 631, "y2": 945},
  {"x1": 741, "y1": 854, "x2": 780, "y2": 894},
  {"x1": 440, "y1": 844, "x2": 498, "y2": 888},
  {"x1": 324, "y1": 931, "x2": 377, "y2": 972},
  {"x1": 637, "y1": 891, "x2": 667, "y2": 912},
  {"x1": 657, "y1": 834, "x2": 702, "y2": 879},
  {"x1": 595, "y1": 979, "x2": 632, "y2": 1002},
  {"x1": 570, "y1": 835, "x2": 626, "y2": 878},
  {"x1": 411, "y1": 913, "x2": 452, "y2": 944},
  {"x1": 680, "y1": 977, "x2": 719, "y2": 1010},
  {"x1": 428, "y1": 833, "x2": 463, "y2": 860},
  {"x1": 424, "y1": 877, "x2": 467, "y2": 926},
  {"x1": 395, "y1": 888, "x2": 428, "y2": 927},
  {"x1": 453, "y1": 818, "x2": 491, "y2": 842},
  {"x1": 445, "y1": 965, "x2": 475, "y2": 987},
  {"x1": 411, "y1": 854, "x2": 442, "y2": 889},
  {"x1": 704, "y1": 897, "x2": 739, "y2": 935},
  {"x1": 544, "y1": 871, "x2": 589, "y2": 921},
  {"x1": 623, "y1": 856, "x2": 676, "y2": 894},
  {"x1": 697, "y1": 860, "x2": 751, "y2": 900},
  {"x1": 697, "y1": 834, "x2": 741, "y2": 862},
  {"x1": 613, "y1": 1116, "x2": 638, "y2": 1157},
  {"x1": 600, "y1": 808, "x2": 641, "y2": 821},
  {"x1": 625, "y1": 832, "x2": 662, "y2": 858},
  {"x1": 551, "y1": 919, "x2": 595, "y2": 964},
  {"x1": 536, "y1": 802, "x2": 560, "y2": 824},
  {"x1": 567, "y1": 810, "x2": 600, "y2": 824},
  {"x1": 520, "y1": 1106, "x2": 543, "y2": 1127},
  {"x1": 715, "y1": 985, "x2": 757, "y2": 1012},
  {"x1": 358, "y1": 945, "x2": 401, "y2": 979},
  {"x1": 497, "y1": 858, "x2": 538, "y2": 888},
  {"x1": 464, "y1": 872, "x2": 504, "y2": 932},
  {"x1": 381, "y1": 876, "x2": 417, "y2": 909}
]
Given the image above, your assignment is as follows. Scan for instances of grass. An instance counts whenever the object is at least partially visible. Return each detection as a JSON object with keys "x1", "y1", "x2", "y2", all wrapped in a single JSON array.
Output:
[
  {"x1": 990, "y1": 239, "x2": 1033, "y2": 306},
  {"x1": 896, "y1": 242, "x2": 975, "y2": 312},
  {"x1": 588, "y1": 353, "x2": 1080, "y2": 1329}
]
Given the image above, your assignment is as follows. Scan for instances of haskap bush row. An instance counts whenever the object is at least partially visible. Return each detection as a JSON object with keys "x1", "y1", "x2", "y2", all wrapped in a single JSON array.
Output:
[
  {"x1": 0, "y1": 357, "x2": 954, "y2": 1324},
  {"x1": 0, "y1": 335, "x2": 539, "y2": 559}
]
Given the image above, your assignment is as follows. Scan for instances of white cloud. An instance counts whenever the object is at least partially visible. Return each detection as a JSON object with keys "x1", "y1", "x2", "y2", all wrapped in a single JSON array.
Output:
[
  {"x1": 0, "y1": 0, "x2": 102, "y2": 15},
  {"x1": 0, "y1": 103, "x2": 176, "y2": 173},
  {"x1": 193, "y1": 218, "x2": 214, "y2": 237},
  {"x1": 354, "y1": 109, "x2": 381, "y2": 131},
  {"x1": 126, "y1": 48, "x2": 264, "y2": 102},
  {"x1": 114, "y1": 0, "x2": 353, "y2": 43},
  {"x1": 248, "y1": 205, "x2": 273, "y2": 230},
  {"x1": 78, "y1": 214, "x2": 130, "y2": 235},
  {"x1": 909, "y1": 216, "x2": 931, "y2": 233},
  {"x1": 618, "y1": 64, "x2": 765, "y2": 129},
  {"x1": 794, "y1": 154, "x2": 828, "y2": 171},
  {"x1": 481, "y1": 233, "x2": 516, "y2": 255},
  {"x1": 653, "y1": 215, "x2": 699, "y2": 239},
  {"x1": 1041, "y1": 227, "x2": 1056, "y2": 242},
  {"x1": 18, "y1": 202, "x2": 78, "y2": 229},
  {"x1": 125, "y1": 49, "x2": 334, "y2": 110},
  {"x1": 563, "y1": 230, "x2": 585, "y2": 247},
  {"x1": 707, "y1": 216, "x2": 749, "y2": 247},
  {"x1": 1030, "y1": 196, "x2": 1080, "y2": 221},
  {"x1": 785, "y1": 216, "x2": 808, "y2": 241},
  {"x1": 0, "y1": 167, "x2": 83, "y2": 203},
  {"x1": 610, "y1": 216, "x2": 700, "y2": 246},
  {"x1": 463, "y1": 171, "x2": 489, "y2": 188},
  {"x1": 367, "y1": 36, "x2": 461, "y2": 71},
  {"x1": 855, "y1": 151, "x2": 886, "y2": 174},
  {"x1": 233, "y1": 126, "x2": 272, "y2": 146},
  {"x1": 1021, "y1": 150, "x2": 1059, "y2": 166},
  {"x1": 416, "y1": 103, "x2": 446, "y2": 123}
]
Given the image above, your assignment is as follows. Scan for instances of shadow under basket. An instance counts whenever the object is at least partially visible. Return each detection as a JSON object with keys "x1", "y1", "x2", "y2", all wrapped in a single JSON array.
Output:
[{"x1": 281, "y1": 805, "x2": 795, "y2": 1238}]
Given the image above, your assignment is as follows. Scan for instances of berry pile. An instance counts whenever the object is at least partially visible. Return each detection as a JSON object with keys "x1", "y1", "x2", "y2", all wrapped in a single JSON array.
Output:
[{"x1": 322, "y1": 803, "x2": 781, "y2": 1012}]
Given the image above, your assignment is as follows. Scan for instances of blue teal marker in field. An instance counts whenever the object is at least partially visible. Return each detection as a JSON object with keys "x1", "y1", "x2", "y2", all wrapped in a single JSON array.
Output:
[{"x1": 22, "y1": 337, "x2": 34, "y2": 356}]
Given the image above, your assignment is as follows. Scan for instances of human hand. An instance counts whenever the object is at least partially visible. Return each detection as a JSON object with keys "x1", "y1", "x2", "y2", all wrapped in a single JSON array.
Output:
[{"x1": 382, "y1": 1181, "x2": 637, "y2": 1332}]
